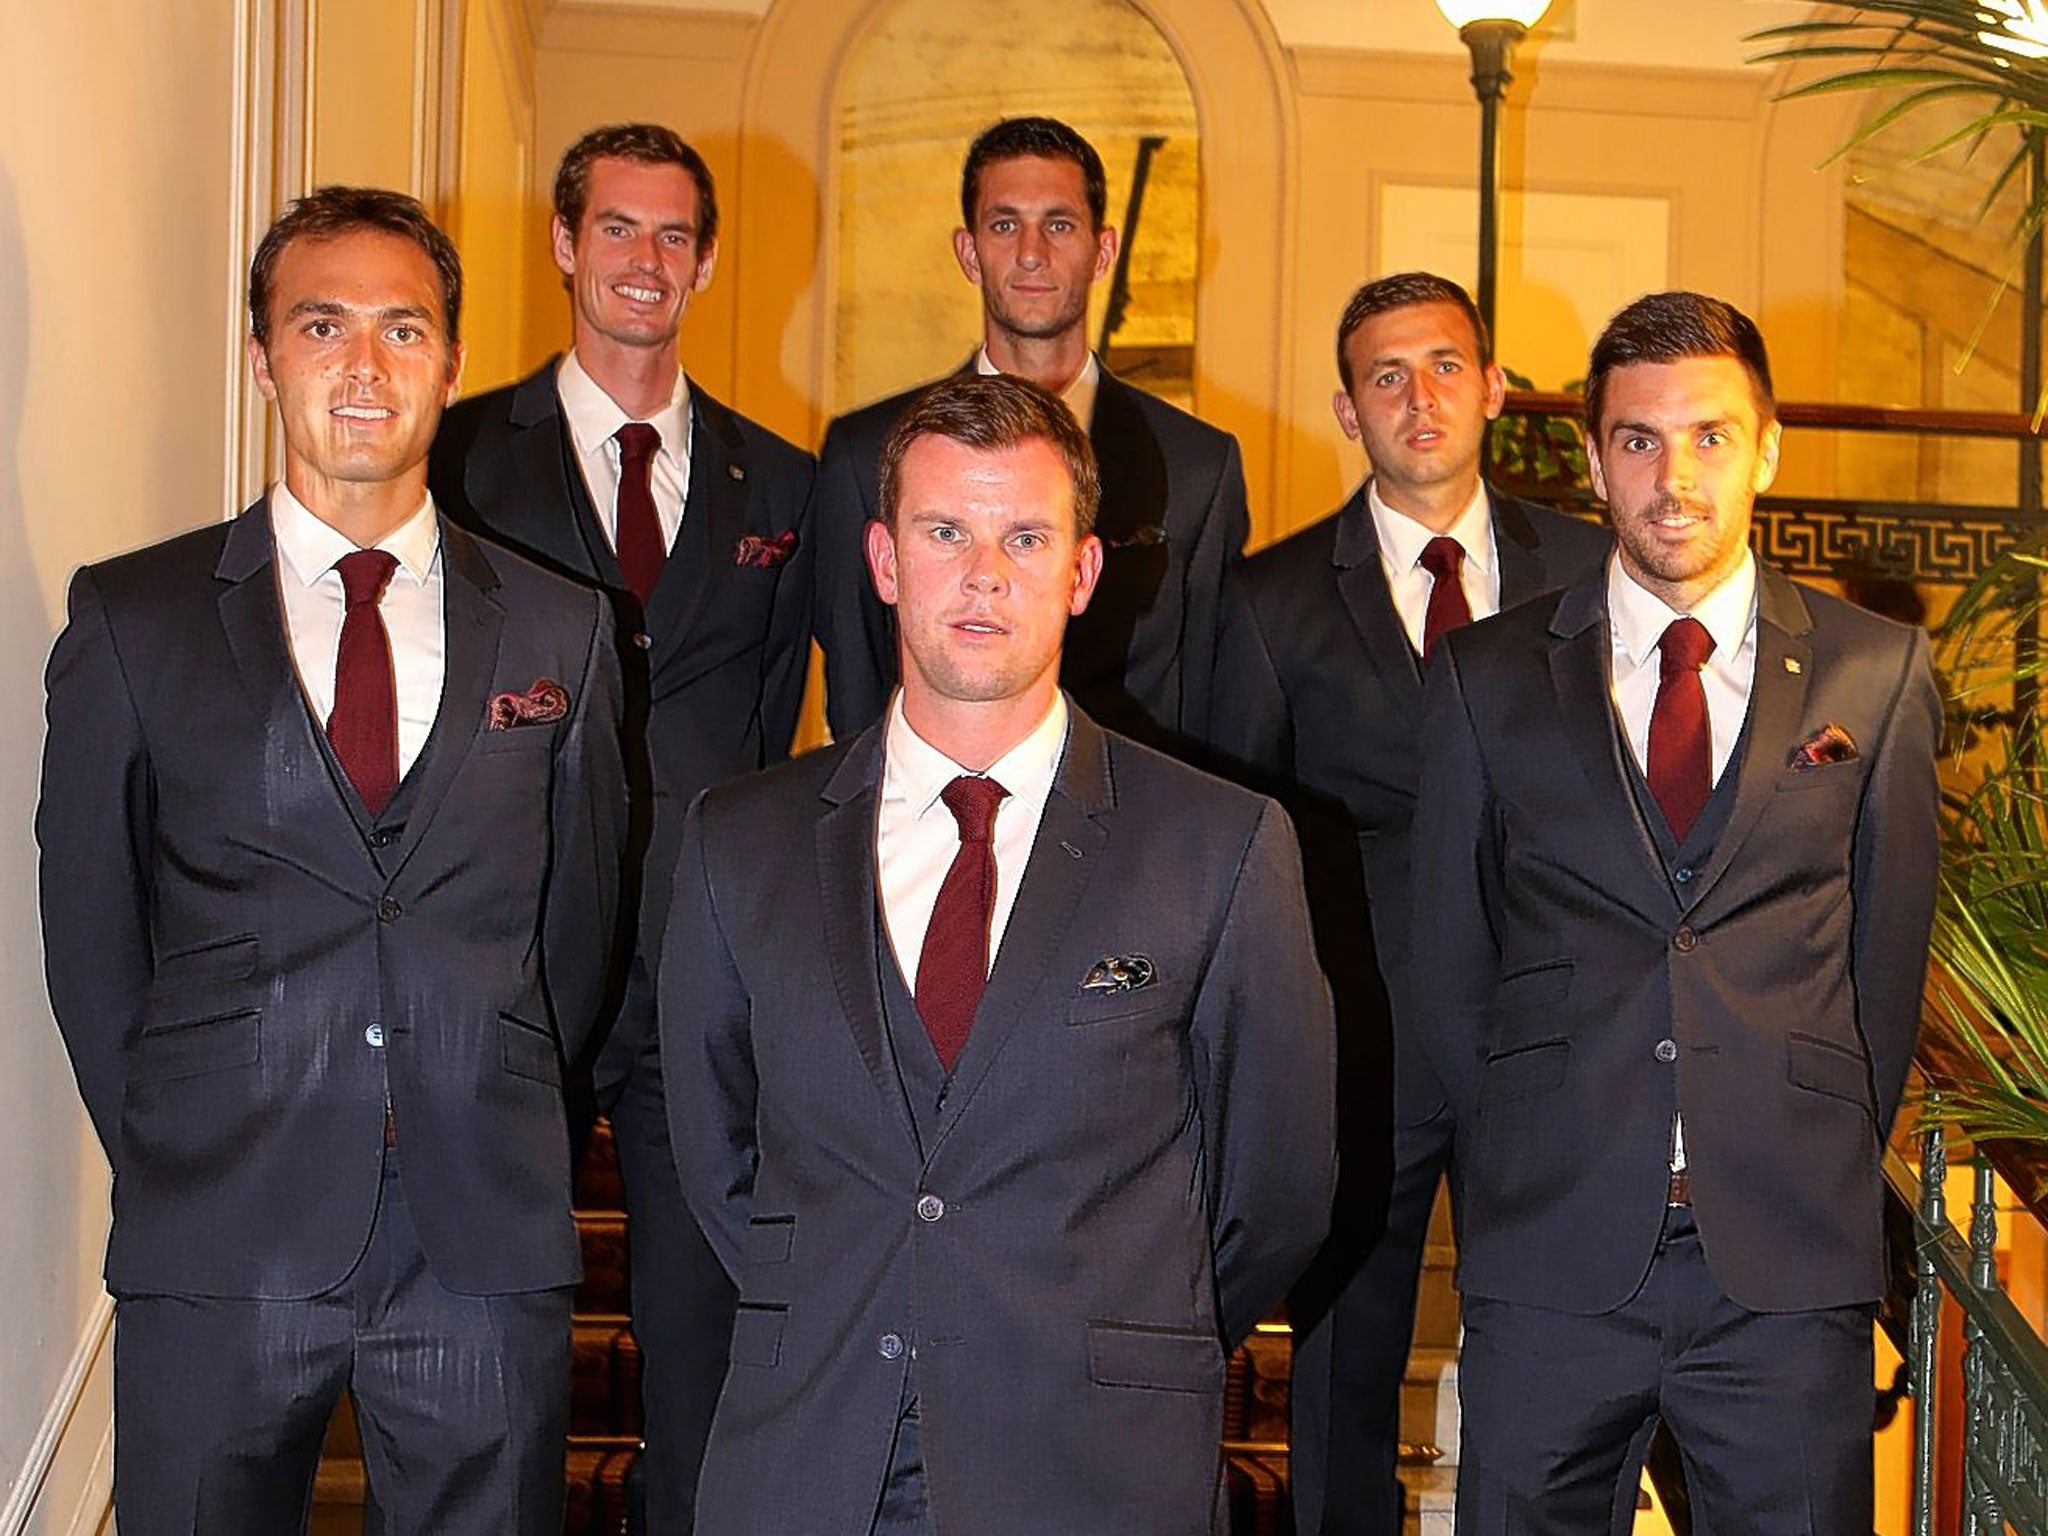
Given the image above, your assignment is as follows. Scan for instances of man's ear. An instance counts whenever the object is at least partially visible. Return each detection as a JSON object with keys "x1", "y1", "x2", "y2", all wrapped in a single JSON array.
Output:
[
  {"x1": 1753, "y1": 419, "x2": 1783, "y2": 496},
  {"x1": 1333, "y1": 389, "x2": 1361, "y2": 443},
  {"x1": 1481, "y1": 360, "x2": 1507, "y2": 422},
  {"x1": 443, "y1": 341, "x2": 466, "y2": 406},
  {"x1": 952, "y1": 227, "x2": 982, "y2": 287},
  {"x1": 864, "y1": 517, "x2": 900, "y2": 606},
  {"x1": 247, "y1": 334, "x2": 277, "y2": 402},
  {"x1": 1091, "y1": 224, "x2": 1119, "y2": 283},
  {"x1": 550, "y1": 215, "x2": 576, "y2": 280},
  {"x1": 1069, "y1": 533, "x2": 1104, "y2": 618}
]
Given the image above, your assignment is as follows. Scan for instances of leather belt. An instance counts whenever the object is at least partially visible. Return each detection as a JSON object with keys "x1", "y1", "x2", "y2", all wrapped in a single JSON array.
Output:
[
  {"x1": 1666, "y1": 1170, "x2": 1691, "y2": 1206},
  {"x1": 384, "y1": 1107, "x2": 397, "y2": 1148}
]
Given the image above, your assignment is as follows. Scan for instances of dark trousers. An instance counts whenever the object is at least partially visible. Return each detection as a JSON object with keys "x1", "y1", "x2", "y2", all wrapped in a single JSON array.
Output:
[
  {"x1": 1291, "y1": 1106, "x2": 1453, "y2": 1535},
  {"x1": 603, "y1": 964, "x2": 737, "y2": 1536},
  {"x1": 1455, "y1": 1207, "x2": 1874, "y2": 1536},
  {"x1": 111, "y1": 1152, "x2": 572, "y2": 1536}
]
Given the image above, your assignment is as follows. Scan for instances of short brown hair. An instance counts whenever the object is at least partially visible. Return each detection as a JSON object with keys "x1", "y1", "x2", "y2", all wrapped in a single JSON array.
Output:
[
  {"x1": 1585, "y1": 291, "x2": 1775, "y2": 438},
  {"x1": 960, "y1": 116, "x2": 1108, "y2": 231},
  {"x1": 554, "y1": 123, "x2": 718, "y2": 246},
  {"x1": 878, "y1": 375, "x2": 1100, "y2": 539},
  {"x1": 1335, "y1": 271, "x2": 1491, "y2": 388},
  {"x1": 248, "y1": 186, "x2": 462, "y2": 347}
]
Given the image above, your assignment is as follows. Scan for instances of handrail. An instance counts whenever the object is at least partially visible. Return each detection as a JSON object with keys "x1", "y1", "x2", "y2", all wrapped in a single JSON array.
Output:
[{"x1": 1890, "y1": 1120, "x2": 2048, "y2": 1534}]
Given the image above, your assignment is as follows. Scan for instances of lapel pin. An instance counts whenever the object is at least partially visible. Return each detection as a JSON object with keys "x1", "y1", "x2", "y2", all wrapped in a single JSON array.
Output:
[
  {"x1": 728, "y1": 463, "x2": 746, "y2": 481},
  {"x1": 1784, "y1": 657, "x2": 1802, "y2": 674},
  {"x1": 1059, "y1": 840, "x2": 1083, "y2": 860}
]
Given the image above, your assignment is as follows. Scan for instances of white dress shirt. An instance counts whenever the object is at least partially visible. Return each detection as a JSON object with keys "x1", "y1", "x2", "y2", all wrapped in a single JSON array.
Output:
[
  {"x1": 877, "y1": 692, "x2": 1069, "y2": 985},
  {"x1": 557, "y1": 349, "x2": 693, "y2": 554},
  {"x1": 1606, "y1": 550, "x2": 1758, "y2": 790},
  {"x1": 271, "y1": 484, "x2": 446, "y2": 778},
  {"x1": 1368, "y1": 478, "x2": 1501, "y2": 651},
  {"x1": 975, "y1": 347, "x2": 1101, "y2": 433}
]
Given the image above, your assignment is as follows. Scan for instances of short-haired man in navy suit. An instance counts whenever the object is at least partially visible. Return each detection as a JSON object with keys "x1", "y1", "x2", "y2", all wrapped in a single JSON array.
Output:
[
  {"x1": 1213, "y1": 272, "x2": 1608, "y2": 1535},
  {"x1": 663, "y1": 373, "x2": 1334, "y2": 1535},
  {"x1": 39, "y1": 187, "x2": 624, "y2": 1536},
  {"x1": 810, "y1": 115, "x2": 1249, "y2": 754},
  {"x1": 1411, "y1": 292, "x2": 1940, "y2": 1533},
  {"x1": 429, "y1": 123, "x2": 814, "y2": 1535}
]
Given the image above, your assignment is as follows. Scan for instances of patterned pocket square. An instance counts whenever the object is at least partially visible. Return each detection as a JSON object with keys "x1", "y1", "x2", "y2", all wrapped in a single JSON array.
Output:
[
  {"x1": 735, "y1": 531, "x2": 799, "y2": 569},
  {"x1": 1789, "y1": 722, "x2": 1857, "y2": 768},
  {"x1": 1080, "y1": 955, "x2": 1157, "y2": 993},
  {"x1": 487, "y1": 678, "x2": 569, "y2": 731}
]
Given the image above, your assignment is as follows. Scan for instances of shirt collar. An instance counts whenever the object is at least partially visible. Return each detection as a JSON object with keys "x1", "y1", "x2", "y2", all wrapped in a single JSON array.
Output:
[
  {"x1": 1366, "y1": 477, "x2": 1495, "y2": 579},
  {"x1": 974, "y1": 347, "x2": 1100, "y2": 431},
  {"x1": 1606, "y1": 548, "x2": 1757, "y2": 668},
  {"x1": 557, "y1": 349, "x2": 691, "y2": 461},
  {"x1": 882, "y1": 690, "x2": 1070, "y2": 821},
  {"x1": 270, "y1": 481, "x2": 440, "y2": 589}
]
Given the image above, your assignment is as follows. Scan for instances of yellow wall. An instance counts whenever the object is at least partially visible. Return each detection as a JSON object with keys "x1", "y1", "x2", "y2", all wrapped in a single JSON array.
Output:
[{"x1": 453, "y1": 0, "x2": 541, "y2": 392}]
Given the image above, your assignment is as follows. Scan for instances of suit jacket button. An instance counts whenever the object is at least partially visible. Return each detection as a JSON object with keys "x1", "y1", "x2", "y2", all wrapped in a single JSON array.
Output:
[
  {"x1": 377, "y1": 897, "x2": 402, "y2": 923},
  {"x1": 1674, "y1": 865, "x2": 1693, "y2": 883},
  {"x1": 1654, "y1": 1038, "x2": 1678, "y2": 1063},
  {"x1": 365, "y1": 1024, "x2": 385, "y2": 1048},
  {"x1": 916, "y1": 1194, "x2": 945, "y2": 1222},
  {"x1": 632, "y1": 632, "x2": 653, "y2": 651},
  {"x1": 1672, "y1": 926, "x2": 1697, "y2": 952},
  {"x1": 878, "y1": 1332, "x2": 904, "y2": 1359}
]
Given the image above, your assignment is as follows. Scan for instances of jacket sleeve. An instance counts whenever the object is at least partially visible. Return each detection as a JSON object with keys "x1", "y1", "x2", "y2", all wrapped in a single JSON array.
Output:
[
  {"x1": 659, "y1": 792, "x2": 756, "y2": 1281},
  {"x1": 1176, "y1": 435, "x2": 1252, "y2": 745},
  {"x1": 1405, "y1": 642, "x2": 1505, "y2": 1123},
  {"x1": 756, "y1": 448, "x2": 818, "y2": 765},
  {"x1": 543, "y1": 590, "x2": 628, "y2": 1065},
  {"x1": 1195, "y1": 799, "x2": 1335, "y2": 1347},
  {"x1": 809, "y1": 418, "x2": 897, "y2": 741},
  {"x1": 1852, "y1": 626, "x2": 1942, "y2": 1133},
  {"x1": 1203, "y1": 570, "x2": 1293, "y2": 794},
  {"x1": 36, "y1": 568, "x2": 156, "y2": 1167}
]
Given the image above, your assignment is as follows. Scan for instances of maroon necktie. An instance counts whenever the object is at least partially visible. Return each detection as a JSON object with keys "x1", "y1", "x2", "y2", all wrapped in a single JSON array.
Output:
[
  {"x1": 1419, "y1": 536, "x2": 1473, "y2": 661},
  {"x1": 328, "y1": 549, "x2": 401, "y2": 815},
  {"x1": 615, "y1": 422, "x2": 665, "y2": 605},
  {"x1": 1647, "y1": 617, "x2": 1716, "y2": 841},
  {"x1": 915, "y1": 775, "x2": 1010, "y2": 1072}
]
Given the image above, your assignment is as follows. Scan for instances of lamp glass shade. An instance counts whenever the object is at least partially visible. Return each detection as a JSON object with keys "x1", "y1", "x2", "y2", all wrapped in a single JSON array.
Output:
[{"x1": 1435, "y1": 0, "x2": 1551, "y2": 27}]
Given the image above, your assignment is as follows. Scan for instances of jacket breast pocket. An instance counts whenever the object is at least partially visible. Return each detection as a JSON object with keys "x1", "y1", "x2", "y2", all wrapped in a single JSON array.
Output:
[
  {"x1": 500, "y1": 1013, "x2": 562, "y2": 1085},
  {"x1": 1065, "y1": 983, "x2": 1186, "y2": 1028},
  {"x1": 1776, "y1": 759, "x2": 1865, "y2": 794},
  {"x1": 152, "y1": 933, "x2": 259, "y2": 994},
  {"x1": 1086, "y1": 1321, "x2": 1223, "y2": 1394},
  {"x1": 472, "y1": 723, "x2": 557, "y2": 757},
  {"x1": 728, "y1": 1304, "x2": 787, "y2": 1369}
]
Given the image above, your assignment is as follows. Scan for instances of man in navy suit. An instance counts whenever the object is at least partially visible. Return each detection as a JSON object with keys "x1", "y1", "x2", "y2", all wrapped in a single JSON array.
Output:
[
  {"x1": 810, "y1": 115, "x2": 1247, "y2": 752},
  {"x1": 1214, "y1": 272, "x2": 1607, "y2": 1535},
  {"x1": 430, "y1": 123, "x2": 814, "y2": 1535},
  {"x1": 664, "y1": 374, "x2": 1334, "y2": 1535},
  {"x1": 39, "y1": 187, "x2": 623, "y2": 1535},
  {"x1": 1411, "y1": 292, "x2": 1939, "y2": 1533}
]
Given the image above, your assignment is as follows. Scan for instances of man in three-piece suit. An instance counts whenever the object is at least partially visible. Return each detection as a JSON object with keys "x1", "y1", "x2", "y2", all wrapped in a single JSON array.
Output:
[
  {"x1": 661, "y1": 373, "x2": 1335, "y2": 1535},
  {"x1": 810, "y1": 114, "x2": 1248, "y2": 751},
  {"x1": 38, "y1": 188, "x2": 623, "y2": 1534},
  {"x1": 429, "y1": 124, "x2": 814, "y2": 1535},
  {"x1": 1213, "y1": 272, "x2": 1608, "y2": 1536},
  {"x1": 1410, "y1": 292, "x2": 1940, "y2": 1533}
]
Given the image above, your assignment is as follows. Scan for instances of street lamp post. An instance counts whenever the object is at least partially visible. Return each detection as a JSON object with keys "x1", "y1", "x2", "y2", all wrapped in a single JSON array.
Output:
[{"x1": 1435, "y1": 0, "x2": 1551, "y2": 345}]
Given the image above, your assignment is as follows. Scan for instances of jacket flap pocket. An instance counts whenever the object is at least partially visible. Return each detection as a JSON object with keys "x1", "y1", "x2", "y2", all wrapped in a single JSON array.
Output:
[
  {"x1": 151, "y1": 934, "x2": 259, "y2": 995},
  {"x1": 729, "y1": 1304, "x2": 787, "y2": 1369},
  {"x1": 130, "y1": 1009, "x2": 260, "y2": 1084},
  {"x1": 1086, "y1": 1321, "x2": 1222, "y2": 1394},
  {"x1": 746, "y1": 1216, "x2": 794, "y2": 1266},
  {"x1": 1480, "y1": 1039, "x2": 1570, "y2": 1105},
  {"x1": 1787, "y1": 1031, "x2": 1873, "y2": 1109},
  {"x1": 500, "y1": 1014, "x2": 562, "y2": 1085}
]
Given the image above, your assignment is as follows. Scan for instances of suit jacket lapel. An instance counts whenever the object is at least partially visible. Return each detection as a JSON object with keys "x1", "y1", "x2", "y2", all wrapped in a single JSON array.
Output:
[
  {"x1": 644, "y1": 386, "x2": 747, "y2": 668},
  {"x1": 1545, "y1": 574, "x2": 1674, "y2": 923},
  {"x1": 926, "y1": 707, "x2": 1111, "y2": 1158},
  {"x1": 1088, "y1": 375, "x2": 1168, "y2": 553},
  {"x1": 1493, "y1": 490, "x2": 1556, "y2": 607},
  {"x1": 816, "y1": 727, "x2": 922, "y2": 1148},
  {"x1": 498, "y1": 362, "x2": 614, "y2": 585},
  {"x1": 1681, "y1": 567, "x2": 1814, "y2": 915},
  {"x1": 1331, "y1": 489, "x2": 1425, "y2": 716},
  {"x1": 387, "y1": 521, "x2": 505, "y2": 876}
]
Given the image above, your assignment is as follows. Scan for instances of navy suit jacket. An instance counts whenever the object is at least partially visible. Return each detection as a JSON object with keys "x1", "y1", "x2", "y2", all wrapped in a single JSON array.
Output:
[
  {"x1": 661, "y1": 706, "x2": 1334, "y2": 1535},
  {"x1": 430, "y1": 359, "x2": 814, "y2": 977},
  {"x1": 1213, "y1": 486, "x2": 1609, "y2": 1128},
  {"x1": 1409, "y1": 562, "x2": 1940, "y2": 1313},
  {"x1": 38, "y1": 503, "x2": 625, "y2": 1298},
  {"x1": 809, "y1": 366, "x2": 1248, "y2": 750}
]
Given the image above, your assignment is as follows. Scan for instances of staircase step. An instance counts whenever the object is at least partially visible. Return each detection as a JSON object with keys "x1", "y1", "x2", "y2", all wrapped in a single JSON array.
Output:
[
  {"x1": 571, "y1": 1314, "x2": 642, "y2": 1437},
  {"x1": 576, "y1": 1212, "x2": 629, "y2": 1313},
  {"x1": 1401, "y1": 1347, "x2": 1459, "y2": 1467},
  {"x1": 1402, "y1": 1462, "x2": 1458, "y2": 1536}
]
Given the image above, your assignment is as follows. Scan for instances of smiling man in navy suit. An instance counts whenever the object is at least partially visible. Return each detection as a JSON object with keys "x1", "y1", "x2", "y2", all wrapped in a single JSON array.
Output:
[
  {"x1": 1410, "y1": 292, "x2": 1940, "y2": 1534},
  {"x1": 663, "y1": 373, "x2": 1333, "y2": 1536},
  {"x1": 39, "y1": 188, "x2": 623, "y2": 1535},
  {"x1": 430, "y1": 123, "x2": 814, "y2": 1535}
]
